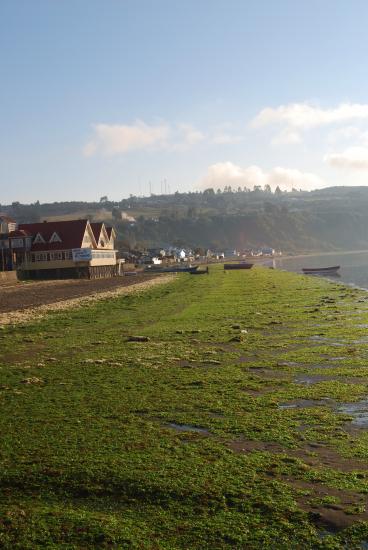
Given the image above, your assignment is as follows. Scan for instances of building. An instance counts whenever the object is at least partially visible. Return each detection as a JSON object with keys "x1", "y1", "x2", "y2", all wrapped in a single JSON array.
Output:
[
  {"x1": 0, "y1": 214, "x2": 31, "y2": 271},
  {"x1": 17, "y1": 219, "x2": 118, "y2": 279},
  {"x1": 0, "y1": 214, "x2": 17, "y2": 234}
]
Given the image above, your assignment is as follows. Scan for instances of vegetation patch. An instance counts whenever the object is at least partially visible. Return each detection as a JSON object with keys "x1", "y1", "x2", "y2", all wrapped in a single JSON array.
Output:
[{"x1": 2, "y1": 266, "x2": 368, "y2": 547}]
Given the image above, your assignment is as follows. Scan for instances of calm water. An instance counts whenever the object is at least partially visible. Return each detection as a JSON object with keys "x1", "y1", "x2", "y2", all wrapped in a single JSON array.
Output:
[{"x1": 274, "y1": 251, "x2": 368, "y2": 290}]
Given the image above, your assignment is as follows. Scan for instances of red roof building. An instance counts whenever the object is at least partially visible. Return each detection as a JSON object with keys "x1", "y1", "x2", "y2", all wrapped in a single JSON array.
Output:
[{"x1": 16, "y1": 219, "x2": 118, "y2": 279}]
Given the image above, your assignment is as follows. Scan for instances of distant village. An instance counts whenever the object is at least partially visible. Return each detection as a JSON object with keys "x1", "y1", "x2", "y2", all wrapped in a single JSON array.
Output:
[
  {"x1": 0, "y1": 213, "x2": 281, "y2": 281},
  {"x1": 128, "y1": 246, "x2": 281, "y2": 266}
]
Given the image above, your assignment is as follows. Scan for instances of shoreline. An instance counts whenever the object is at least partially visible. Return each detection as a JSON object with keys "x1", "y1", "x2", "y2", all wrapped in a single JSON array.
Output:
[{"x1": 273, "y1": 249, "x2": 368, "y2": 261}]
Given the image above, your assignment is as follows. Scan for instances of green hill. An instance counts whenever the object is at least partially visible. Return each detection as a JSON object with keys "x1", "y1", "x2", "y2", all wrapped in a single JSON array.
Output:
[{"x1": 4, "y1": 186, "x2": 368, "y2": 252}]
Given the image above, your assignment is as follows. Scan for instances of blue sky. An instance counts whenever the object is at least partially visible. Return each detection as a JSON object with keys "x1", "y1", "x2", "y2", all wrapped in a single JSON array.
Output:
[{"x1": 2, "y1": 0, "x2": 368, "y2": 203}]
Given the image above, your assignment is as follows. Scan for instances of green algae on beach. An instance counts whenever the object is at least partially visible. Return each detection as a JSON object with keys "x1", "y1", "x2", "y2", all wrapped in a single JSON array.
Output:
[{"x1": 1, "y1": 266, "x2": 368, "y2": 548}]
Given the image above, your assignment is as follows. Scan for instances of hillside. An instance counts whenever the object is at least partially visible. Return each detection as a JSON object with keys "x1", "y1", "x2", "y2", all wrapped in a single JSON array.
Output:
[{"x1": 4, "y1": 186, "x2": 368, "y2": 252}]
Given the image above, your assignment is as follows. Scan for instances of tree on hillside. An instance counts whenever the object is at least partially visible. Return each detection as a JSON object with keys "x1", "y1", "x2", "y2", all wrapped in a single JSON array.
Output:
[
  {"x1": 203, "y1": 188, "x2": 215, "y2": 195},
  {"x1": 112, "y1": 207, "x2": 121, "y2": 221}
]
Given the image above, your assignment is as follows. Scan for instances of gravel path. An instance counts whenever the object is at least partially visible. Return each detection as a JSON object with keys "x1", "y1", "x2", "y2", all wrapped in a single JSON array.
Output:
[{"x1": 0, "y1": 274, "x2": 174, "y2": 325}]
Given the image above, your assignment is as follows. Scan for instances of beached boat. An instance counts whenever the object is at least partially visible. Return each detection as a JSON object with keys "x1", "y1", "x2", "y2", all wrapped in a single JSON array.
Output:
[
  {"x1": 302, "y1": 265, "x2": 340, "y2": 275},
  {"x1": 190, "y1": 267, "x2": 209, "y2": 275},
  {"x1": 145, "y1": 265, "x2": 199, "y2": 274},
  {"x1": 224, "y1": 262, "x2": 253, "y2": 270}
]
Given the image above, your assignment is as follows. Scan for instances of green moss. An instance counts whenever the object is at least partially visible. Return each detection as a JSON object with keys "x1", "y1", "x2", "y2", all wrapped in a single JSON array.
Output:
[{"x1": 1, "y1": 266, "x2": 368, "y2": 547}]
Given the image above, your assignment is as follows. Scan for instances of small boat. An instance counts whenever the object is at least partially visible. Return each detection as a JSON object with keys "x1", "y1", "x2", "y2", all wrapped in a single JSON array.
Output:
[
  {"x1": 224, "y1": 262, "x2": 253, "y2": 270},
  {"x1": 302, "y1": 265, "x2": 340, "y2": 275},
  {"x1": 190, "y1": 267, "x2": 209, "y2": 275},
  {"x1": 145, "y1": 265, "x2": 199, "y2": 274}
]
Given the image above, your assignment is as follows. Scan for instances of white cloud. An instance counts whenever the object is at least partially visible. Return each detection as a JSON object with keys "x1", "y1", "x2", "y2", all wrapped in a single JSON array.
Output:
[
  {"x1": 271, "y1": 128, "x2": 302, "y2": 146},
  {"x1": 83, "y1": 120, "x2": 170, "y2": 157},
  {"x1": 170, "y1": 124, "x2": 205, "y2": 151},
  {"x1": 326, "y1": 126, "x2": 363, "y2": 145},
  {"x1": 83, "y1": 120, "x2": 248, "y2": 156},
  {"x1": 198, "y1": 162, "x2": 327, "y2": 191},
  {"x1": 325, "y1": 146, "x2": 368, "y2": 170},
  {"x1": 208, "y1": 123, "x2": 244, "y2": 145},
  {"x1": 84, "y1": 120, "x2": 210, "y2": 156},
  {"x1": 179, "y1": 124, "x2": 205, "y2": 146},
  {"x1": 82, "y1": 141, "x2": 98, "y2": 157},
  {"x1": 252, "y1": 102, "x2": 368, "y2": 130}
]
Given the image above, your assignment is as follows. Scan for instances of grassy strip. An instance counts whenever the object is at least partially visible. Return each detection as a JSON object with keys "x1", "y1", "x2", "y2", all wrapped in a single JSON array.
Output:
[{"x1": 1, "y1": 266, "x2": 368, "y2": 548}]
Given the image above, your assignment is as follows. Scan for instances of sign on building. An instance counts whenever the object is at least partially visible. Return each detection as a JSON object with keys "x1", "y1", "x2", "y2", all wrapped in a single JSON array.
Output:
[{"x1": 72, "y1": 248, "x2": 92, "y2": 262}]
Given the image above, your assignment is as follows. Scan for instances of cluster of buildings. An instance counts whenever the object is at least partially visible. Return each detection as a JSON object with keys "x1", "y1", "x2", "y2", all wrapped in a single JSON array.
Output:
[
  {"x1": 0, "y1": 215, "x2": 117, "y2": 279},
  {"x1": 0, "y1": 213, "x2": 282, "y2": 281},
  {"x1": 136, "y1": 247, "x2": 194, "y2": 266},
  {"x1": 133, "y1": 248, "x2": 242, "y2": 264},
  {"x1": 240, "y1": 247, "x2": 280, "y2": 257}
]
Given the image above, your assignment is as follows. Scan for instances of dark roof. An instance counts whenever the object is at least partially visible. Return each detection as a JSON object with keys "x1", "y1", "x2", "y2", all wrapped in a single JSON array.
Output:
[
  {"x1": 9, "y1": 229, "x2": 32, "y2": 238},
  {"x1": 18, "y1": 220, "x2": 89, "y2": 251},
  {"x1": 105, "y1": 226, "x2": 113, "y2": 238},
  {"x1": 90, "y1": 222, "x2": 104, "y2": 243}
]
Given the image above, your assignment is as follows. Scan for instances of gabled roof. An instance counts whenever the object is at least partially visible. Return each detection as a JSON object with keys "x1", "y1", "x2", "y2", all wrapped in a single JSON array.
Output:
[
  {"x1": 18, "y1": 220, "x2": 91, "y2": 251},
  {"x1": 105, "y1": 226, "x2": 115, "y2": 239},
  {"x1": 90, "y1": 222, "x2": 116, "y2": 247},
  {"x1": 90, "y1": 222, "x2": 104, "y2": 243}
]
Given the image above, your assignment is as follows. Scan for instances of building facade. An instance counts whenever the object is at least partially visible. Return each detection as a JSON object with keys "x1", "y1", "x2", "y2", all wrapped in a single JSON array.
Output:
[
  {"x1": 0, "y1": 214, "x2": 31, "y2": 271},
  {"x1": 17, "y1": 219, "x2": 118, "y2": 279}
]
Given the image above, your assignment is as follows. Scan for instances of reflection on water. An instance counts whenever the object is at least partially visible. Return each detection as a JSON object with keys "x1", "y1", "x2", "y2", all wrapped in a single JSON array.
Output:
[
  {"x1": 338, "y1": 400, "x2": 368, "y2": 427},
  {"x1": 274, "y1": 251, "x2": 368, "y2": 290}
]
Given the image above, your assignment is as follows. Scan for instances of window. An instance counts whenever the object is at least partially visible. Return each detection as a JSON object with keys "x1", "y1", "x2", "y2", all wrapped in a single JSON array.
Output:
[
  {"x1": 50, "y1": 252, "x2": 63, "y2": 260},
  {"x1": 33, "y1": 233, "x2": 45, "y2": 244},
  {"x1": 35, "y1": 252, "x2": 47, "y2": 261},
  {"x1": 49, "y1": 232, "x2": 62, "y2": 243},
  {"x1": 91, "y1": 250, "x2": 115, "y2": 259}
]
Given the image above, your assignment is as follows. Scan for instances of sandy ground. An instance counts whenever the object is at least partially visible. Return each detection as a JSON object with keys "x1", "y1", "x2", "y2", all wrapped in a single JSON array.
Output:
[{"x1": 0, "y1": 274, "x2": 174, "y2": 325}]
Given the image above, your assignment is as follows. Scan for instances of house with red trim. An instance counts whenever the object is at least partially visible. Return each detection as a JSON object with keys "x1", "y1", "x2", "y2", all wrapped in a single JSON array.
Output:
[{"x1": 17, "y1": 219, "x2": 118, "y2": 279}]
